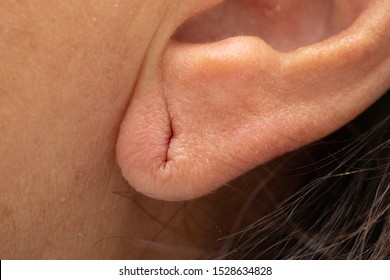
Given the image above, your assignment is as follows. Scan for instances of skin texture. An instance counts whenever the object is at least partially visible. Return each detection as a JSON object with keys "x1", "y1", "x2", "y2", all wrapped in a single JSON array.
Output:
[{"x1": 0, "y1": 0, "x2": 389, "y2": 259}]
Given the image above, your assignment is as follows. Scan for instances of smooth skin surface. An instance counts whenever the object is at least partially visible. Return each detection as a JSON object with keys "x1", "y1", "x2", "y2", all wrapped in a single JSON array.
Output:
[{"x1": 1, "y1": 0, "x2": 389, "y2": 258}]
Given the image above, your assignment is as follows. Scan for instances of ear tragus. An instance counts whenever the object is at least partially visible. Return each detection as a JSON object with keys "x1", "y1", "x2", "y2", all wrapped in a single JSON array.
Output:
[{"x1": 116, "y1": 0, "x2": 390, "y2": 201}]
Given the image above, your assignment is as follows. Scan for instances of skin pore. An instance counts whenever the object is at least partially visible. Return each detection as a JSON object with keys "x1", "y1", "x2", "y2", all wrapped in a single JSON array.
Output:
[{"x1": 0, "y1": 0, "x2": 389, "y2": 259}]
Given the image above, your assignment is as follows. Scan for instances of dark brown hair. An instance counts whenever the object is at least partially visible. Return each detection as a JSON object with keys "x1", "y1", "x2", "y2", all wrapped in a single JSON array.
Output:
[{"x1": 222, "y1": 90, "x2": 390, "y2": 259}]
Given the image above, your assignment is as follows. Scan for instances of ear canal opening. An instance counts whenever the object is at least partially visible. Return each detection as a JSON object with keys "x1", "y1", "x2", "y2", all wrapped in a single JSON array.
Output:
[{"x1": 172, "y1": 0, "x2": 373, "y2": 52}]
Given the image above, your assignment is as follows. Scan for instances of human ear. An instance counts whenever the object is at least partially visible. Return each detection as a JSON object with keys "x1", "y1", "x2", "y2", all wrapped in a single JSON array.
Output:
[{"x1": 116, "y1": 0, "x2": 390, "y2": 201}]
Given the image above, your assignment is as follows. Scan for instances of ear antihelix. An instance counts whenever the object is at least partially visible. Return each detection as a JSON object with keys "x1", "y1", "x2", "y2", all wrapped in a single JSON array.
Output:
[{"x1": 116, "y1": 0, "x2": 390, "y2": 201}]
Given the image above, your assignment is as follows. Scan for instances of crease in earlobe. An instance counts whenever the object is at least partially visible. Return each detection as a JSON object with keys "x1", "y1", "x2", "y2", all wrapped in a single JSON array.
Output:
[{"x1": 116, "y1": 0, "x2": 390, "y2": 201}]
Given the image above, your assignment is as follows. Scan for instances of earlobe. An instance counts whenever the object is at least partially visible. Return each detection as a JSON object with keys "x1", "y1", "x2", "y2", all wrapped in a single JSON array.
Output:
[{"x1": 116, "y1": 0, "x2": 390, "y2": 201}]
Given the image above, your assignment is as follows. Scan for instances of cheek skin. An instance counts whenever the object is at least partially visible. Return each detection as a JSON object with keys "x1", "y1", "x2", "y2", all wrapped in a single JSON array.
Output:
[
  {"x1": 0, "y1": 0, "x2": 189, "y2": 259},
  {"x1": 0, "y1": 1, "x2": 152, "y2": 204}
]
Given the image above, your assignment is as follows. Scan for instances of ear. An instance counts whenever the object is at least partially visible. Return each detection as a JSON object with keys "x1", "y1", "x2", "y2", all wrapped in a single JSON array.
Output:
[{"x1": 117, "y1": 0, "x2": 390, "y2": 201}]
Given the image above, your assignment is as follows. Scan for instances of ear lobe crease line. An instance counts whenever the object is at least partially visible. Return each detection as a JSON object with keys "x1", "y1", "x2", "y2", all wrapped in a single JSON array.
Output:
[{"x1": 158, "y1": 58, "x2": 176, "y2": 173}]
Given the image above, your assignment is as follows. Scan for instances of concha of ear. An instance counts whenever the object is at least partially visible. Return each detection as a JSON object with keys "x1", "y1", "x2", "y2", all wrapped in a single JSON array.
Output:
[{"x1": 174, "y1": 0, "x2": 372, "y2": 52}]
